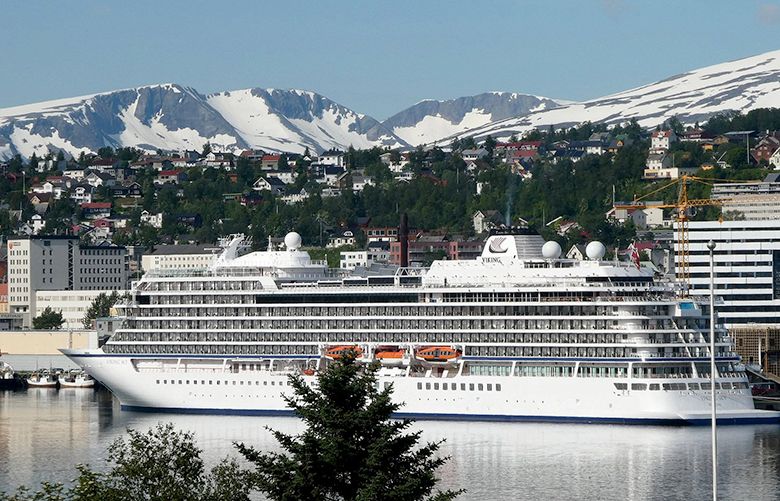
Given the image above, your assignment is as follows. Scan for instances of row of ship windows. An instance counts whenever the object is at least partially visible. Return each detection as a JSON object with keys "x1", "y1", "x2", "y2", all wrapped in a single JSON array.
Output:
[
  {"x1": 123, "y1": 319, "x2": 671, "y2": 332},
  {"x1": 615, "y1": 381, "x2": 749, "y2": 391},
  {"x1": 133, "y1": 304, "x2": 672, "y2": 318},
  {"x1": 156, "y1": 379, "x2": 293, "y2": 387},
  {"x1": 113, "y1": 330, "x2": 675, "y2": 344},
  {"x1": 417, "y1": 382, "x2": 502, "y2": 392}
]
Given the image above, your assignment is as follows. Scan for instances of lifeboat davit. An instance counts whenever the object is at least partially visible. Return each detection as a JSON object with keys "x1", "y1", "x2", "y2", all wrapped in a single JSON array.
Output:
[
  {"x1": 375, "y1": 347, "x2": 406, "y2": 366},
  {"x1": 324, "y1": 345, "x2": 363, "y2": 360},
  {"x1": 415, "y1": 346, "x2": 461, "y2": 363}
]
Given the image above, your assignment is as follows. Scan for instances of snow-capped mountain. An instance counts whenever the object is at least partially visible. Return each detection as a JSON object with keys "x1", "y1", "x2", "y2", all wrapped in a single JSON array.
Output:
[
  {"x1": 3, "y1": 49, "x2": 780, "y2": 160},
  {"x1": 0, "y1": 85, "x2": 408, "y2": 160},
  {"x1": 454, "y1": 49, "x2": 780, "y2": 143},
  {"x1": 206, "y1": 88, "x2": 401, "y2": 152},
  {"x1": 382, "y1": 92, "x2": 562, "y2": 146}
]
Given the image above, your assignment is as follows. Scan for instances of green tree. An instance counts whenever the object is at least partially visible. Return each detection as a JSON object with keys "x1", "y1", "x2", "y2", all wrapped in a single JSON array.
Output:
[
  {"x1": 32, "y1": 307, "x2": 64, "y2": 330},
  {"x1": 237, "y1": 356, "x2": 463, "y2": 501},
  {"x1": 0, "y1": 423, "x2": 251, "y2": 501},
  {"x1": 83, "y1": 291, "x2": 120, "y2": 328}
]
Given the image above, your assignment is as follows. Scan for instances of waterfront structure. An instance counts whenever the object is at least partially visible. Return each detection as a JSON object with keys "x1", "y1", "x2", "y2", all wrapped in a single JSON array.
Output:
[
  {"x1": 35, "y1": 290, "x2": 125, "y2": 329},
  {"x1": 64, "y1": 230, "x2": 779, "y2": 424},
  {"x1": 7, "y1": 236, "x2": 128, "y2": 326},
  {"x1": 140, "y1": 244, "x2": 220, "y2": 273}
]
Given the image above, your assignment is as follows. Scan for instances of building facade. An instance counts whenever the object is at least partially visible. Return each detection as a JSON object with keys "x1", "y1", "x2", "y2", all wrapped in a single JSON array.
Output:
[
  {"x1": 7, "y1": 236, "x2": 128, "y2": 327},
  {"x1": 140, "y1": 244, "x2": 220, "y2": 273}
]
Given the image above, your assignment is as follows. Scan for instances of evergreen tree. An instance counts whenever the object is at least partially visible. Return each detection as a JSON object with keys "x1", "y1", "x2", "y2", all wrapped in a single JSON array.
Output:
[
  {"x1": 32, "y1": 307, "x2": 64, "y2": 329},
  {"x1": 201, "y1": 142, "x2": 212, "y2": 157},
  {"x1": 83, "y1": 291, "x2": 120, "y2": 328},
  {"x1": 237, "y1": 356, "x2": 463, "y2": 501}
]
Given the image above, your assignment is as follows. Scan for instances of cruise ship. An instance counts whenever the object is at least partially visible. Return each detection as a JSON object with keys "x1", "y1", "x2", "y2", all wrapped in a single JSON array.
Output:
[{"x1": 63, "y1": 228, "x2": 780, "y2": 425}]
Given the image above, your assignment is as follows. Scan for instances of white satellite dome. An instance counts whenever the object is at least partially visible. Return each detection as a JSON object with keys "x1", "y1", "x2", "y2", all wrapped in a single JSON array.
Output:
[
  {"x1": 541, "y1": 241, "x2": 562, "y2": 259},
  {"x1": 284, "y1": 232, "x2": 303, "y2": 251},
  {"x1": 586, "y1": 241, "x2": 606, "y2": 260}
]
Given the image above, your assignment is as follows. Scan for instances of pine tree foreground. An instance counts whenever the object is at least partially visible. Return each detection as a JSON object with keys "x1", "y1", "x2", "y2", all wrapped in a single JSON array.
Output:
[{"x1": 237, "y1": 355, "x2": 464, "y2": 501}]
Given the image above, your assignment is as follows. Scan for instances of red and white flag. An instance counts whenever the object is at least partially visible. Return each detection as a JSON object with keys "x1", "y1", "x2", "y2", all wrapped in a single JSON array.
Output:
[{"x1": 628, "y1": 242, "x2": 640, "y2": 270}]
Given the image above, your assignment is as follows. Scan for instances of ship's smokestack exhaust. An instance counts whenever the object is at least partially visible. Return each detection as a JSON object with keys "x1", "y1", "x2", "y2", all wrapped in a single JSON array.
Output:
[{"x1": 400, "y1": 212, "x2": 409, "y2": 268}]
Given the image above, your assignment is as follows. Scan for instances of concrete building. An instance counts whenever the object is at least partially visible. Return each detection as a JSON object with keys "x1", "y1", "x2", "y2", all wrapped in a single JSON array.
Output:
[
  {"x1": 140, "y1": 244, "x2": 220, "y2": 273},
  {"x1": 678, "y1": 219, "x2": 780, "y2": 329},
  {"x1": 35, "y1": 290, "x2": 123, "y2": 330},
  {"x1": 7, "y1": 236, "x2": 128, "y2": 327},
  {"x1": 711, "y1": 174, "x2": 780, "y2": 220},
  {"x1": 339, "y1": 248, "x2": 391, "y2": 270}
]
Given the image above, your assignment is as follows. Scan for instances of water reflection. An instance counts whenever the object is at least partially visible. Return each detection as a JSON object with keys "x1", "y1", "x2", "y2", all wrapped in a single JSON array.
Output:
[{"x1": 0, "y1": 389, "x2": 778, "y2": 500}]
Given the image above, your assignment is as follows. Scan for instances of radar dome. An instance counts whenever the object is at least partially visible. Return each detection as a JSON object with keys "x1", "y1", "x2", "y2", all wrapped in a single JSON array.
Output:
[
  {"x1": 284, "y1": 232, "x2": 302, "y2": 251},
  {"x1": 541, "y1": 241, "x2": 562, "y2": 259},
  {"x1": 586, "y1": 241, "x2": 606, "y2": 260}
]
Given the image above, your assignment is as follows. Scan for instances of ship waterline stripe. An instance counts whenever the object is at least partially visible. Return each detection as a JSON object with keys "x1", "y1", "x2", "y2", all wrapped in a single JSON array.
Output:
[{"x1": 118, "y1": 405, "x2": 780, "y2": 426}]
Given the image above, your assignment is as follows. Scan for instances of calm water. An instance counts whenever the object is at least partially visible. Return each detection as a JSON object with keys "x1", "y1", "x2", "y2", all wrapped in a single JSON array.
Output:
[{"x1": 1, "y1": 388, "x2": 779, "y2": 500}]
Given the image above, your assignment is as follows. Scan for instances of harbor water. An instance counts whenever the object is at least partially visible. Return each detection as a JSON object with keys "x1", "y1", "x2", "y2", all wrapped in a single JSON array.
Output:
[{"x1": 1, "y1": 388, "x2": 779, "y2": 500}]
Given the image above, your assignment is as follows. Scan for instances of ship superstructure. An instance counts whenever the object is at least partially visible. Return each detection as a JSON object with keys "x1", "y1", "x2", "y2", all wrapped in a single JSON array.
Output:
[{"x1": 63, "y1": 230, "x2": 780, "y2": 424}]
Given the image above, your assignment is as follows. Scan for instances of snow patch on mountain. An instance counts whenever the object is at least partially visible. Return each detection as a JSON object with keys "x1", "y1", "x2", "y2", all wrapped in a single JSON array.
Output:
[{"x1": 457, "y1": 50, "x2": 780, "y2": 142}]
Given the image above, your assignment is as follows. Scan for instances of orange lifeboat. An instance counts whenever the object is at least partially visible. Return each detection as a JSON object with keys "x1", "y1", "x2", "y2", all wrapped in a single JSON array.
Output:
[
  {"x1": 324, "y1": 345, "x2": 363, "y2": 360},
  {"x1": 415, "y1": 346, "x2": 461, "y2": 363},
  {"x1": 302, "y1": 368, "x2": 315, "y2": 376},
  {"x1": 375, "y1": 347, "x2": 406, "y2": 366}
]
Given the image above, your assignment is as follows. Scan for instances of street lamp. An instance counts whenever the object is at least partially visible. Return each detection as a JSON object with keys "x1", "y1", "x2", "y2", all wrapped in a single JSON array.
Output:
[{"x1": 707, "y1": 239, "x2": 718, "y2": 501}]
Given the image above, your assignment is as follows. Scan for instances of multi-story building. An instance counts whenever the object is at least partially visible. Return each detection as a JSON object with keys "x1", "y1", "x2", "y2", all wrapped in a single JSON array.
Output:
[
  {"x1": 140, "y1": 244, "x2": 220, "y2": 273},
  {"x1": 711, "y1": 174, "x2": 780, "y2": 220},
  {"x1": 7, "y1": 236, "x2": 128, "y2": 327},
  {"x1": 35, "y1": 290, "x2": 124, "y2": 330},
  {"x1": 339, "y1": 248, "x2": 391, "y2": 270}
]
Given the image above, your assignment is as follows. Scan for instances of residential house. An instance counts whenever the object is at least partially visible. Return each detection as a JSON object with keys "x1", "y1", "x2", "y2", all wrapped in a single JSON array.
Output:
[
  {"x1": 651, "y1": 130, "x2": 677, "y2": 151},
  {"x1": 81, "y1": 202, "x2": 112, "y2": 219},
  {"x1": 62, "y1": 167, "x2": 86, "y2": 180},
  {"x1": 770, "y1": 148, "x2": 780, "y2": 170},
  {"x1": 317, "y1": 149, "x2": 345, "y2": 167},
  {"x1": 239, "y1": 149, "x2": 267, "y2": 162},
  {"x1": 679, "y1": 129, "x2": 714, "y2": 143},
  {"x1": 337, "y1": 171, "x2": 374, "y2": 192},
  {"x1": 112, "y1": 181, "x2": 143, "y2": 198},
  {"x1": 461, "y1": 148, "x2": 488, "y2": 161},
  {"x1": 281, "y1": 188, "x2": 309, "y2": 205},
  {"x1": 274, "y1": 165, "x2": 296, "y2": 184},
  {"x1": 28, "y1": 193, "x2": 52, "y2": 214},
  {"x1": 155, "y1": 169, "x2": 187, "y2": 185},
  {"x1": 751, "y1": 136, "x2": 780, "y2": 164},
  {"x1": 85, "y1": 171, "x2": 115, "y2": 188},
  {"x1": 473, "y1": 210, "x2": 504, "y2": 234},
  {"x1": 643, "y1": 152, "x2": 695, "y2": 180},
  {"x1": 327, "y1": 230, "x2": 356, "y2": 248},
  {"x1": 204, "y1": 152, "x2": 235, "y2": 169},
  {"x1": 31, "y1": 179, "x2": 65, "y2": 200},
  {"x1": 566, "y1": 244, "x2": 586, "y2": 260},
  {"x1": 380, "y1": 151, "x2": 411, "y2": 173},
  {"x1": 28, "y1": 214, "x2": 46, "y2": 235},
  {"x1": 69, "y1": 184, "x2": 94, "y2": 204},
  {"x1": 253, "y1": 176, "x2": 287, "y2": 195},
  {"x1": 260, "y1": 154, "x2": 281, "y2": 170},
  {"x1": 88, "y1": 157, "x2": 118, "y2": 172}
]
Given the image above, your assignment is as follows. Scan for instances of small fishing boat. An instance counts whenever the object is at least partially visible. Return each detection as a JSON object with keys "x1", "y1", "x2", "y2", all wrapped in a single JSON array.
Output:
[
  {"x1": 415, "y1": 346, "x2": 461, "y2": 363},
  {"x1": 324, "y1": 345, "x2": 363, "y2": 360},
  {"x1": 26, "y1": 370, "x2": 58, "y2": 388},
  {"x1": 59, "y1": 369, "x2": 95, "y2": 388}
]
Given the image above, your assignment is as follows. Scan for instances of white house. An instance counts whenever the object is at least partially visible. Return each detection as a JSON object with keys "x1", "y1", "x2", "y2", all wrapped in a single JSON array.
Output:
[
  {"x1": 770, "y1": 148, "x2": 780, "y2": 170},
  {"x1": 140, "y1": 210, "x2": 164, "y2": 229},
  {"x1": 253, "y1": 176, "x2": 287, "y2": 195},
  {"x1": 281, "y1": 188, "x2": 310, "y2": 205},
  {"x1": 327, "y1": 230, "x2": 356, "y2": 248},
  {"x1": 317, "y1": 150, "x2": 345, "y2": 167},
  {"x1": 69, "y1": 185, "x2": 93, "y2": 204},
  {"x1": 339, "y1": 248, "x2": 391, "y2": 270},
  {"x1": 28, "y1": 214, "x2": 45, "y2": 235},
  {"x1": 650, "y1": 130, "x2": 677, "y2": 151}
]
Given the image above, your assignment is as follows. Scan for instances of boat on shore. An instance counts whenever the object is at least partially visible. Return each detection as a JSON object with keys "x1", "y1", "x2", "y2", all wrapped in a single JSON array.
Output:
[
  {"x1": 0, "y1": 361, "x2": 20, "y2": 389},
  {"x1": 59, "y1": 369, "x2": 95, "y2": 388}
]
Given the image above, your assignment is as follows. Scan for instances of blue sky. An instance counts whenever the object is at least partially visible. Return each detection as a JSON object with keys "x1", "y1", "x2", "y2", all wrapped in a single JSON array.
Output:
[{"x1": 3, "y1": 0, "x2": 780, "y2": 119}]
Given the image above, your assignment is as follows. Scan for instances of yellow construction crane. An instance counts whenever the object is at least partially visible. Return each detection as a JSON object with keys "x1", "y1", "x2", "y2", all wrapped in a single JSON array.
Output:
[{"x1": 613, "y1": 174, "x2": 770, "y2": 295}]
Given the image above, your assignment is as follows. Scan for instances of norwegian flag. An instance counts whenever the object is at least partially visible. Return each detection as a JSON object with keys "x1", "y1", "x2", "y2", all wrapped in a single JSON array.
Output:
[{"x1": 628, "y1": 242, "x2": 641, "y2": 270}]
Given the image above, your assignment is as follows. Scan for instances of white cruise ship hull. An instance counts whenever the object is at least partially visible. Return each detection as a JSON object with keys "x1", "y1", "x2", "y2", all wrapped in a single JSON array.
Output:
[{"x1": 63, "y1": 351, "x2": 780, "y2": 426}]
